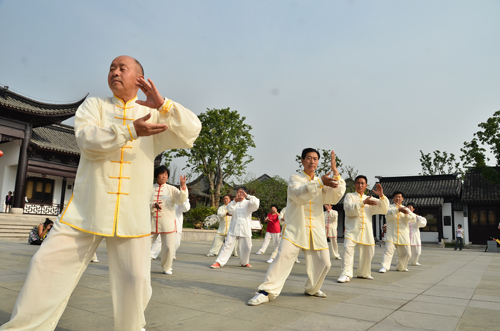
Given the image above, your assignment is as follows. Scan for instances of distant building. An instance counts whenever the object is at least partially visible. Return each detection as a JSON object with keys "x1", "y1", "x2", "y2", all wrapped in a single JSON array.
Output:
[{"x1": 0, "y1": 86, "x2": 86, "y2": 214}]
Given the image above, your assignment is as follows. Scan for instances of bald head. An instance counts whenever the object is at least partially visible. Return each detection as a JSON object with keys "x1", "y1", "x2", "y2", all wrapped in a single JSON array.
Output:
[{"x1": 108, "y1": 56, "x2": 145, "y2": 101}]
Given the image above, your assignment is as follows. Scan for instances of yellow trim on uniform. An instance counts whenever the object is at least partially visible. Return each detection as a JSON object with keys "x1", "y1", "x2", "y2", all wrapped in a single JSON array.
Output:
[
  {"x1": 345, "y1": 236, "x2": 376, "y2": 246},
  {"x1": 126, "y1": 124, "x2": 135, "y2": 141},
  {"x1": 316, "y1": 177, "x2": 323, "y2": 189},
  {"x1": 159, "y1": 99, "x2": 173, "y2": 115}
]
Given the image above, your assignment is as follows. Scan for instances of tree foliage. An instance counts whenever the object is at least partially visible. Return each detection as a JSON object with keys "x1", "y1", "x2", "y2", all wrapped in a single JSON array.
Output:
[
  {"x1": 166, "y1": 107, "x2": 255, "y2": 207},
  {"x1": 246, "y1": 175, "x2": 288, "y2": 221},
  {"x1": 460, "y1": 110, "x2": 500, "y2": 183},
  {"x1": 419, "y1": 150, "x2": 462, "y2": 176}
]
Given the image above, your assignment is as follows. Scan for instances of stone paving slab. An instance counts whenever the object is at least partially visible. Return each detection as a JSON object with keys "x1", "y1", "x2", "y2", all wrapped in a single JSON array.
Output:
[{"x1": 0, "y1": 239, "x2": 499, "y2": 330}]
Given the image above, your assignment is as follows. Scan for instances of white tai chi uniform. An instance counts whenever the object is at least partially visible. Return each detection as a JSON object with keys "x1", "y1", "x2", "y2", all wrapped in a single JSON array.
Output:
[
  {"x1": 325, "y1": 210, "x2": 341, "y2": 259},
  {"x1": 151, "y1": 200, "x2": 190, "y2": 260},
  {"x1": 0, "y1": 95, "x2": 201, "y2": 331},
  {"x1": 150, "y1": 183, "x2": 188, "y2": 273},
  {"x1": 409, "y1": 214, "x2": 427, "y2": 266},
  {"x1": 215, "y1": 195, "x2": 260, "y2": 266},
  {"x1": 270, "y1": 208, "x2": 286, "y2": 260},
  {"x1": 257, "y1": 172, "x2": 346, "y2": 299},
  {"x1": 341, "y1": 193, "x2": 389, "y2": 278},
  {"x1": 380, "y1": 204, "x2": 416, "y2": 271},
  {"x1": 207, "y1": 203, "x2": 239, "y2": 256}
]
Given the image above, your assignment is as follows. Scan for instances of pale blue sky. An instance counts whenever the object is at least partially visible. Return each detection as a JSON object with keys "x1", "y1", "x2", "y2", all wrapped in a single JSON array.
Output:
[{"x1": 1, "y1": 0, "x2": 499, "y2": 185}]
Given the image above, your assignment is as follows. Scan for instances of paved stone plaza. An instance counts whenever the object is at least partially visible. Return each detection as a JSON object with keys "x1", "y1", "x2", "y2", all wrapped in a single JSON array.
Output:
[{"x1": 1, "y1": 239, "x2": 499, "y2": 331}]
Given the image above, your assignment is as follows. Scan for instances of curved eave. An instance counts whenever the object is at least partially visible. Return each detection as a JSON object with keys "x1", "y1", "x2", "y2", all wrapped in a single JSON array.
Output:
[{"x1": 0, "y1": 93, "x2": 88, "y2": 115}]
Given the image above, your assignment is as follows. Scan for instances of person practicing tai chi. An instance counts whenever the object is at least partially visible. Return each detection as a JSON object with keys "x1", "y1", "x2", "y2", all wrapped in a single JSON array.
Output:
[
  {"x1": 206, "y1": 194, "x2": 239, "y2": 257},
  {"x1": 256, "y1": 204, "x2": 281, "y2": 255},
  {"x1": 324, "y1": 204, "x2": 341, "y2": 260},
  {"x1": 267, "y1": 207, "x2": 300, "y2": 264},
  {"x1": 379, "y1": 191, "x2": 416, "y2": 273},
  {"x1": 210, "y1": 187, "x2": 259, "y2": 268},
  {"x1": 248, "y1": 148, "x2": 346, "y2": 306},
  {"x1": 0, "y1": 56, "x2": 201, "y2": 331},
  {"x1": 406, "y1": 202, "x2": 427, "y2": 266},
  {"x1": 150, "y1": 168, "x2": 189, "y2": 272},
  {"x1": 337, "y1": 176, "x2": 388, "y2": 283}
]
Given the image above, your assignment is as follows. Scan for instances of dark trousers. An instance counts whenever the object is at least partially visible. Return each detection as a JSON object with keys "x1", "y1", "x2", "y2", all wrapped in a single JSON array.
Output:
[{"x1": 454, "y1": 237, "x2": 463, "y2": 251}]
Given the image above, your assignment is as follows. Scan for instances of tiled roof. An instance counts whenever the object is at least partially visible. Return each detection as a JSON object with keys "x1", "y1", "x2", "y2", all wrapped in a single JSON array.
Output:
[
  {"x1": 376, "y1": 174, "x2": 461, "y2": 198},
  {"x1": 394, "y1": 197, "x2": 444, "y2": 208},
  {"x1": 462, "y1": 168, "x2": 500, "y2": 203},
  {"x1": 30, "y1": 124, "x2": 80, "y2": 155},
  {"x1": 0, "y1": 86, "x2": 86, "y2": 115}
]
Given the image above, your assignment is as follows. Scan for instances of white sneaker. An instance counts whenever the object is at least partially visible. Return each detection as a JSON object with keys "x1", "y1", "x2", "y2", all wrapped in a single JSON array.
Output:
[
  {"x1": 295, "y1": 259, "x2": 300, "y2": 263},
  {"x1": 173, "y1": 256, "x2": 176, "y2": 260},
  {"x1": 415, "y1": 262, "x2": 421, "y2": 266},
  {"x1": 266, "y1": 258, "x2": 274, "y2": 263},
  {"x1": 248, "y1": 292, "x2": 269, "y2": 306},
  {"x1": 151, "y1": 256, "x2": 156, "y2": 260},
  {"x1": 164, "y1": 269, "x2": 173, "y2": 275},
  {"x1": 379, "y1": 267, "x2": 387, "y2": 273},
  {"x1": 91, "y1": 259, "x2": 99, "y2": 263},
  {"x1": 206, "y1": 253, "x2": 215, "y2": 257},
  {"x1": 337, "y1": 275, "x2": 350, "y2": 283},
  {"x1": 306, "y1": 290, "x2": 327, "y2": 298},
  {"x1": 335, "y1": 256, "x2": 342, "y2": 260},
  {"x1": 404, "y1": 269, "x2": 409, "y2": 272},
  {"x1": 256, "y1": 251, "x2": 264, "y2": 255},
  {"x1": 358, "y1": 275, "x2": 374, "y2": 280}
]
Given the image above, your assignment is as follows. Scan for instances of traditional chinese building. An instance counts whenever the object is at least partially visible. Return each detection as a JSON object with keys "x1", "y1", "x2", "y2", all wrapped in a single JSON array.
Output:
[{"x1": 0, "y1": 86, "x2": 86, "y2": 215}]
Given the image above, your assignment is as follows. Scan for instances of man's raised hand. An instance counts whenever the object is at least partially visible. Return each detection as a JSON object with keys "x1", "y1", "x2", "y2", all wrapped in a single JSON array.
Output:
[
  {"x1": 135, "y1": 77, "x2": 164, "y2": 109},
  {"x1": 321, "y1": 172, "x2": 339, "y2": 188},
  {"x1": 330, "y1": 150, "x2": 339, "y2": 176},
  {"x1": 180, "y1": 175, "x2": 187, "y2": 189},
  {"x1": 133, "y1": 113, "x2": 167, "y2": 137},
  {"x1": 372, "y1": 183, "x2": 384, "y2": 198}
]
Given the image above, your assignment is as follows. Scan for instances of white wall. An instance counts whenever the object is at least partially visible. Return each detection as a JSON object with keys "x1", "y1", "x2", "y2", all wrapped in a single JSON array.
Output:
[
  {"x1": 442, "y1": 202, "x2": 453, "y2": 243},
  {"x1": 0, "y1": 142, "x2": 20, "y2": 212}
]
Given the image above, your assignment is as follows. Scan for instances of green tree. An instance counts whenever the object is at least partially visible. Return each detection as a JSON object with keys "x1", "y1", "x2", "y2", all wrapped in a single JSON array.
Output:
[
  {"x1": 166, "y1": 107, "x2": 256, "y2": 207},
  {"x1": 246, "y1": 175, "x2": 288, "y2": 221},
  {"x1": 340, "y1": 164, "x2": 359, "y2": 193},
  {"x1": 419, "y1": 150, "x2": 462, "y2": 176},
  {"x1": 461, "y1": 110, "x2": 500, "y2": 183}
]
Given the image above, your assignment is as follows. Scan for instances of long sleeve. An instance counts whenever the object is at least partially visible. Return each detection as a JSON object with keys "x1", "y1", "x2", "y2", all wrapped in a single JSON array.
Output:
[
  {"x1": 217, "y1": 205, "x2": 227, "y2": 219},
  {"x1": 288, "y1": 174, "x2": 324, "y2": 206},
  {"x1": 369, "y1": 196, "x2": 389, "y2": 215},
  {"x1": 75, "y1": 97, "x2": 135, "y2": 160},
  {"x1": 322, "y1": 176, "x2": 346, "y2": 205},
  {"x1": 171, "y1": 187, "x2": 189, "y2": 206},
  {"x1": 417, "y1": 215, "x2": 427, "y2": 228},
  {"x1": 178, "y1": 200, "x2": 191, "y2": 213},
  {"x1": 246, "y1": 195, "x2": 260, "y2": 213},
  {"x1": 153, "y1": 100, "x2": 202, "y2": 155},
  {"x1": 226, "y1": 201, "x2": 236, "y2": 214}
]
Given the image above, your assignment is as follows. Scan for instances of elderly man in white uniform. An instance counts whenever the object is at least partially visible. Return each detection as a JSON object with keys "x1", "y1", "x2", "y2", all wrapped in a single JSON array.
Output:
[
  {"x1": 0, "y1": 55, "x2": 201, "y2": 331},
  {"x1": 337, "y1": 176, "x2": 388, "y2": 283},
  {"x1": 407, "y1": 202, "x2": 427, "y2": 266},
  {"x1": 324, "y1": 204, "x2": 341, "y2": 260},
  {"x1": 211, "y1": 187, "x2": 259, "y2": 268},
  {"x1": 248, "y1": 148, "x2": 346, "y2": 306},
  {"x1": 206, "y1": 194, "x2": 239, "y2": 257},
  {"x1": 379, "y1": 191, "x2": 416, "y2": 273}
]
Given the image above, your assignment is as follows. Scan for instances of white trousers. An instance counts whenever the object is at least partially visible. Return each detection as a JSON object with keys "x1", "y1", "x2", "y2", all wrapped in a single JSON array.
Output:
[
  {"x1": 258, "y1": 238, "x2": 331, "y2": 300},
  {"x1": 257, "y1": 232, "x2": 280, "y2": 254},
  {"x1": 270, "y1": 235, "x2": 282, "y2": 259},
  {"x1": 0, "y1": 221, "x2": 151, "y2": 331},
  {"x1": 215, "y1": 234, "x2": 251, "y2": 266},
  {"x1": 409, "y1": 245, "x2": 421, "y2": 265},
  {"x1": 150, "y1": 232, "x2": 176, "y2": 272},
  {"x1": 341, "y1": 238, "x2": 374, "y2": 278},
  {"x1": 329, "y1": 237, "x2": 340, "y2": 259},
  {"x1": 381, "y1": 242, "x2": 412, "y2": 271},
  {"x1": 151, "y1": 233, "x2": 183, "y2": 260},
  {"x1": 208, "y1": 233, "x2": 239, "y2": 256}
]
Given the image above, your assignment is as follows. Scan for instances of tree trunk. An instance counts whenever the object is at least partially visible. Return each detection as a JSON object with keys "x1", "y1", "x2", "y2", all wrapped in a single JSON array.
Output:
[{"x1": 208, "y1": 174, "x2": 216, "y2": 207}]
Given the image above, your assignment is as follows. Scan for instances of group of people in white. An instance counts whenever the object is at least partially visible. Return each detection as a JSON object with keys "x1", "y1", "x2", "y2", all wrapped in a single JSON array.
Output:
[{"x1": 201, "y1": 147, "x2": 429, "y2": 306}]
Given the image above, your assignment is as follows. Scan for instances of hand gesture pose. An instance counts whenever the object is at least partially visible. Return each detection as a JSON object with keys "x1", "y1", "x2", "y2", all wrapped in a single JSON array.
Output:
[
  {"x1": 135, "y1": 77, "x2": 165, "y2": 109},
  {"x1": 398, "y1": 206, "x2": 409, "y2": 214},
  {"x1": 330, "y1": 150, "x2": 340, "y2": 176},
  {"x1": 321, "y1": 172, "x2": 339, "y2": 188},
  {"x1": 180, "y1": 175, "x2": 187, "y2": 190},
  {"x1": 372, "y1": 183, "x2": 384, "y2": 198},
  {"x1": 363, "y1": 196, "x2": 378, "y2": 206},
  {"x1": 133, "y1": 113, "x2": 168, "y2": 137},
  {"x1": 154, "y1": 201, "x2": 162, "y2": 211}
]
